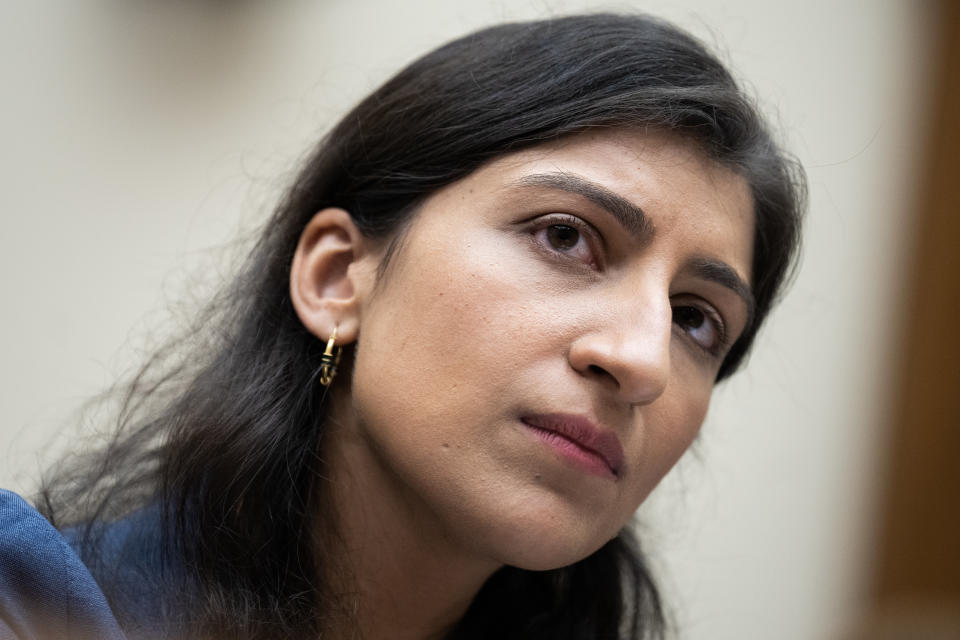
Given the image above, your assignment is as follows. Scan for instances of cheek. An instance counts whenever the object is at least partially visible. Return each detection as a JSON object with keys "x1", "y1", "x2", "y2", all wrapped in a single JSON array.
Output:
[
  {"x1": 623, "y1": 380, "x2": 712, "y2": 506},
  {"x1": 349, "y1": 229, "x2": 537, "y2": 458},
  {"x1": 356, "y1": 225, "x2": 558, "y2": 398},
  {"x1": 345, "y1": 228, "x2": 583, "y2": 559}
]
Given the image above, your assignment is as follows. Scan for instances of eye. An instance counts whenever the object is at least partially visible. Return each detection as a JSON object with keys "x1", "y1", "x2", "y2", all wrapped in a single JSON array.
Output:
[
  {"x1": 672, "y1": 303, "x2": 726, "y2": 356},
  {"x1": 532, "y1": 215, "x2": 599, "y2": 267},
  {"x1": 546, "y1": 225, "x2": 580, "y2": 251}
]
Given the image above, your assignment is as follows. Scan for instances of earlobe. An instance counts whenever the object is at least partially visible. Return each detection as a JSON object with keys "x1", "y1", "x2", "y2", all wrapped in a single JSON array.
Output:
[{"x1": 289, "y1": 208, "x2": 370, "y2": 345}]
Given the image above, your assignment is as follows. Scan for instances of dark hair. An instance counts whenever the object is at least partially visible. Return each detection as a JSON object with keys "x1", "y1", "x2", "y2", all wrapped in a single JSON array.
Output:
[{"x1": 39, "y1": 13, "x2": 804, "y2": 640}]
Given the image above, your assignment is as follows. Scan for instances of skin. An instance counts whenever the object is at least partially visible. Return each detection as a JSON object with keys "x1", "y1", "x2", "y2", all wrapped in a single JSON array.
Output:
[{"x1": 290, "y1": 129, "x2": 754, "y2": 639}]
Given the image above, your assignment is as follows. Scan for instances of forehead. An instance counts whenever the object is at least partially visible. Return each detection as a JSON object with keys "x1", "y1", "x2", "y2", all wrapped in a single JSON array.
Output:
[{"x1": 451, "y1": 129, "x2": 756, "y2": 282}]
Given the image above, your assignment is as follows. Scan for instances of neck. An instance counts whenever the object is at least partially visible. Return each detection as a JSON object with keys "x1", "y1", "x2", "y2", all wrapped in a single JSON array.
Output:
[{"x1": 319, "y1": 413, "x2": 501, "y2": 640}]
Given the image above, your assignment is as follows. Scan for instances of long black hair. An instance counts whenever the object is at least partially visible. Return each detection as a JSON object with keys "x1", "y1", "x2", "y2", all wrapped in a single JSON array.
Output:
[{"x1": 38, "y1": 13, "x2": 805, "y2": 639}]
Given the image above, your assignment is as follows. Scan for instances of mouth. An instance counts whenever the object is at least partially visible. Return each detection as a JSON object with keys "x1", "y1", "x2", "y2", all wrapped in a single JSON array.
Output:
[{"x1": 520, "y1": 413, "x2": 624, "y2": 479}]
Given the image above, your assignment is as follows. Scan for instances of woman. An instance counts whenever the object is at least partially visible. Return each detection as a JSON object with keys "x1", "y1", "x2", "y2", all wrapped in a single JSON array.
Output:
[{"x1": 0, "y1": 12, "x2": 804, "y2": 640}]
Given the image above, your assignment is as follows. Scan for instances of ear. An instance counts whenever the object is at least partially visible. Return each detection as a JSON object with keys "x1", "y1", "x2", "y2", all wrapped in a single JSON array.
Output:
[{"x1": 289, "y1": 208, "x2": 373, "y2": 345}]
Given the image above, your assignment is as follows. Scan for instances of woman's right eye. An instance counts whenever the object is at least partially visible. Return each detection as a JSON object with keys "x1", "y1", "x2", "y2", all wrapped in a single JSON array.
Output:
[
  {"x1": 532, "y1": 216, "x2": 599, "y2": 268},
  {"x1": 545, "y1": 225, "x2": 581, "y2": 250}
]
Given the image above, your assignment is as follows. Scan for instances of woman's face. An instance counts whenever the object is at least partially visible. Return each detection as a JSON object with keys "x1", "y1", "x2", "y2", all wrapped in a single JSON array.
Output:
[{"x1": 342, "y1": 129, "x2": 754, "y2": 570}]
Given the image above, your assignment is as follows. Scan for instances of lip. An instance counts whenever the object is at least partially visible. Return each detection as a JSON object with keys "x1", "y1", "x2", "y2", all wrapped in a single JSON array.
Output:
[{"x1": 520, "y1": 413, "x2": 625, "y2": 478}]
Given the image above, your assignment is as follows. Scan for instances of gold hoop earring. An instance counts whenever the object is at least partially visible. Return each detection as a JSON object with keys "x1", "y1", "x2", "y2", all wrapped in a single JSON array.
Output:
[{"x1": 319, "y1": 326, "x2": 343, "y2": 386}]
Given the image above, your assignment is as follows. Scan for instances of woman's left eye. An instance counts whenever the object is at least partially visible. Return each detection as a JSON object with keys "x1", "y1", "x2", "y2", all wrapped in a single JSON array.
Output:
[
  {"x1": 672, "y1": 304, "x2": 726, "y2": 356},
  {"x1": 533, "y1": 216, "x2": 598, "y2": 266}
]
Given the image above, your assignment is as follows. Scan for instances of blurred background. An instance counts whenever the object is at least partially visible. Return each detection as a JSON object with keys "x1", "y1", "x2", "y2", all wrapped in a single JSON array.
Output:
[{"x1": 1, "y1": 1, "x2": 956, "y2": 638}]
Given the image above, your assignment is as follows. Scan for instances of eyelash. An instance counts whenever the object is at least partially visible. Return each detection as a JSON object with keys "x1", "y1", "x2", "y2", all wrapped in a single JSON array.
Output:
[{"x1": 529, "y1": 213, "x2": 731, "y2": 359}]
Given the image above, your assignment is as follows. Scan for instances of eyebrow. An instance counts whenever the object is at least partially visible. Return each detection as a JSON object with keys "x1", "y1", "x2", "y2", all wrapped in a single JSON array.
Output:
[
  {"x1": 514, "y1": 171, "x2": 755, "y2": 318},
  {"x1": 515, "y1": 172, "x2": 654, "y2": 240},
  {"x1": 688, "y1": 257, "x2": 756, "y2": 324}
]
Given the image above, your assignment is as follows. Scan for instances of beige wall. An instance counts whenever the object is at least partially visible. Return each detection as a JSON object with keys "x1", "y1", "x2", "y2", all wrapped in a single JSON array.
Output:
[{"x1": 0, "y1": 2, "x2": 936, "y2": 639}]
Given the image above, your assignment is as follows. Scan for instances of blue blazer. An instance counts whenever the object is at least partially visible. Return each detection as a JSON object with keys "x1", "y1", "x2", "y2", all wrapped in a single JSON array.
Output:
[{"x1": 0, "y1": 490, "x2": 171, "y2": 639}]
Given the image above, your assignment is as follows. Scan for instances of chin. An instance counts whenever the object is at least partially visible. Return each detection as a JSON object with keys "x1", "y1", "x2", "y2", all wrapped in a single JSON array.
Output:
[
  {"x1": 459, "y1": 499, "x2": 624, "y2": 572},
  {"x1": 498, "y1": 529, "x2": 617, "y2": 572}
]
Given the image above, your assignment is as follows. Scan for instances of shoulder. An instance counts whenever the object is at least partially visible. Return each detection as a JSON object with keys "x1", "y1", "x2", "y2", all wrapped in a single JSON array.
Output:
[
  {"x1": 77, "y1": 501, "x2": 184, "y2": 636},
  {"x1": 0, "y1": 489, "x2": 126, "y2": 639}
]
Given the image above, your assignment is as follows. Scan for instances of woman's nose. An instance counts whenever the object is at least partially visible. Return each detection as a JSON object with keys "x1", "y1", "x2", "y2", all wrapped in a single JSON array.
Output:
[{"x1": 567, "y1": 296, "x2": 672, "y2": 407}]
